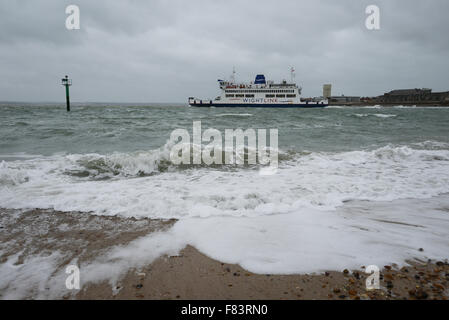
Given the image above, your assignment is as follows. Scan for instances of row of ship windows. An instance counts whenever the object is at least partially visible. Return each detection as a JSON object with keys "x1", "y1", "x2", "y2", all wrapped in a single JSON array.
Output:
[
  {"x1": 225, "y1": 90, "x2": 296, "y2": 94},
  {"x1": 226, "y1": 94, "x2": 297, "y2": 98}
]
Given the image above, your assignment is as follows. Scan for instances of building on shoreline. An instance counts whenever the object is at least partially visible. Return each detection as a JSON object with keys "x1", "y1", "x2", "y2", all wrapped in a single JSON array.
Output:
[
  {"x1": 327, "y1": 87, "x2": 449, "y2": 106},
  {"x1": 323, "y1": 84, "x2": 332, "y2": 99},
  {"x1": 329, "y1": 95, "x2": 361, "y2": 105},
  {"x1": 378, "y1": 88, "x2": 449, "y2": 105}
]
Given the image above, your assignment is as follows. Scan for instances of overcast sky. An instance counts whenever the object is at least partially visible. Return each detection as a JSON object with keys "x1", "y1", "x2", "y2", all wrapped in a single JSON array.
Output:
[{"x1": 1, "y1": 0, "x2": 448, "y2": 102}]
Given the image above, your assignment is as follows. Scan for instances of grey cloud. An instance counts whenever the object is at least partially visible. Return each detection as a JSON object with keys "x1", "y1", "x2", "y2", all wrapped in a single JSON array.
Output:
[{"x1": 0, "y1": 0, "x2": 448, "y2": 102}]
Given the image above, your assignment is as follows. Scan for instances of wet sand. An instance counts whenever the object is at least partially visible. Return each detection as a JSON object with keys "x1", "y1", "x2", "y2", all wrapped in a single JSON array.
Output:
[
  {"x1": 76, "y1": 245, "x2": 449, "y2": 300},
  {"x1": 1, "y1": 209, "x2": 448, "y2": 300}
]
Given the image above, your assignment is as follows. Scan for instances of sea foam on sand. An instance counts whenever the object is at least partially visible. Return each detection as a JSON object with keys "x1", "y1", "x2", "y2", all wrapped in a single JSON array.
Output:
[{"x1": 1, "y1": 143, "x2": 449, "y2": 298}]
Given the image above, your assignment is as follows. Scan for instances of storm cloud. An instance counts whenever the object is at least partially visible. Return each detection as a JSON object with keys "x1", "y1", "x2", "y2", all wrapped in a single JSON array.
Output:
[{"x1": 0, "y1": 0, "x2": 448, "y2": 102}]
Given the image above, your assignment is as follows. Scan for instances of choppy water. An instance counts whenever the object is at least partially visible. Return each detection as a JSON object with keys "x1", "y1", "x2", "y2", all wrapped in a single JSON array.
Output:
[
  {"x1": 1, "y1": 103, "x2": 448, "y2": 156},
  {"x1": 1, "y1": 103, "x2": 449, "y2": 296}
]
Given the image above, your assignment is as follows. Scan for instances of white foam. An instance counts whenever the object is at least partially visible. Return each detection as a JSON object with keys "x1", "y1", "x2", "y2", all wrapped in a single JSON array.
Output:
[
  {"x1": 2, "y1": 143, "x2": 449, "y2": 296},
  {"x1": 0, "y1": 251, "x2": 65, "y2": 299},
  {"x1": 215, "y1": 113, "x2": 253, "y2": 117},
  {"x1": 1, "y1": 144, "x2": 449, "y2": 218},
  {"x1": 171, "y1": 196, "x2": 449, "y2": 274},
  {"x1": 353, "y1": 113, "x2": 397, "y2": 118},
  {"x1": 78, "y1": 195, "x2": 449, "y2": 286}
]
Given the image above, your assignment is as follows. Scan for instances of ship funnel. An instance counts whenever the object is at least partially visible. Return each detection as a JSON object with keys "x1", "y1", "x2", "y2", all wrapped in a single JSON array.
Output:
[{"x1": 255, "y1": 74, "x2": 266, "y2": 84}]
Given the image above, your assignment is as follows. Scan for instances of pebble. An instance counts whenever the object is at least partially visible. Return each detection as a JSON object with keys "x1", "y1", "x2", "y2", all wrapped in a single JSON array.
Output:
[
  {"x1": 415, "y1": 290, "x2": 428, "y2": 300},
  {"x1": 433, "y1": 283, "x2": 445, "y2": 291},
  {"x1": 409, "y1": 289, "x2": 428, "y2": 300},
  {"x1": 384, "y1": 274, "x2": 394, "y2": 280},
  {"x1": 386, "y1": 281, "x2": 394, "y2": 289}
]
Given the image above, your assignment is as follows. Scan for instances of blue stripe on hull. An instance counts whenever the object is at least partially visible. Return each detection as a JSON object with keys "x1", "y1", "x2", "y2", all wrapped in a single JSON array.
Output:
[{"x1": 189, "y1": 103, "x2": 327, "y2": 108}]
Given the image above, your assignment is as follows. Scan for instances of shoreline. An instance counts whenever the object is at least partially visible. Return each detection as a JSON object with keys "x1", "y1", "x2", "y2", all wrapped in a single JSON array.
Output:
[
  {"x1": 1, "y1": 208, "x2": 448, "y2": 300},
  {"x1": 76, "y1": 245, "x2": 449, "y2": 300}
]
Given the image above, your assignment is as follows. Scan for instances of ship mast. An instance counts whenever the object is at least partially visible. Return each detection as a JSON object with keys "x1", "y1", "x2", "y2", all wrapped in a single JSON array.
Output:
[
  {"x1": 230, "y1": 66, "x2": 236, "y2": 84},
  {"x1": 290, "y1": 67, "x2": 296, "y2": 84}
]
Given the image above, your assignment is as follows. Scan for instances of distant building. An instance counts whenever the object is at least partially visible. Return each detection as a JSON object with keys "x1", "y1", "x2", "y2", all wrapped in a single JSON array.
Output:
[
  {"x1": 323, "y1": 84, "x2": 332, "y2": 99},
  {"x1": 329, "y1": 95, "x2": 360, "y2": 105},
  {"x1": 379, "y1": 88, "x2": 449, "y2": 105}
]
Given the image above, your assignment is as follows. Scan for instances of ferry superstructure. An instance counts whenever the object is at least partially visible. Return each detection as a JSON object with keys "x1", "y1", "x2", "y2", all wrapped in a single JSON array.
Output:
[{"x1": 188, "y1": 73, "x2": 328, "y2": 108}]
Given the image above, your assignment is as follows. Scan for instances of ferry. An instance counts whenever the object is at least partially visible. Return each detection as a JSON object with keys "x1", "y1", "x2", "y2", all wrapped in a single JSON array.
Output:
[{"x1": 188, "y1": 71, "x2": 328, "y2": 108}]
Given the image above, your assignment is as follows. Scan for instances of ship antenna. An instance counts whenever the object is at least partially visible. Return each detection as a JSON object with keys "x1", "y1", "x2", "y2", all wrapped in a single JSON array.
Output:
[
  {"x1": 290, "y1": 67, "x2": 296, "y2": 84},
  {"x1": 231, "y1": 66, "x2": 236, "y2": 83}
]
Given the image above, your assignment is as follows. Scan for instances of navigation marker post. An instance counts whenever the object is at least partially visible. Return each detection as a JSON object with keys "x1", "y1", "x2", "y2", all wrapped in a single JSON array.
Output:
[{"x1": 61, "y1": 75, "x2": 72, "y2": 112}]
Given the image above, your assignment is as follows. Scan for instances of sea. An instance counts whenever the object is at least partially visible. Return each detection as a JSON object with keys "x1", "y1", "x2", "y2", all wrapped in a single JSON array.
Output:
[{"x1": 1, "y1": 103, "x2": 449, "y2": 296}]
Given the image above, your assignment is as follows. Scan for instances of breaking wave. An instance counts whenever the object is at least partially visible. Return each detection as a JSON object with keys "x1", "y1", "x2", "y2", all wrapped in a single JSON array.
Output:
[
  {"x1": 1, "y1": 142, "x2": 449, "y2": 218},
  {"x1": 352, "y1": 113, "x2": 397, "y2": 118},
  {"x1": 215, "y1": 113, "x2": 253, "y2": 117}
]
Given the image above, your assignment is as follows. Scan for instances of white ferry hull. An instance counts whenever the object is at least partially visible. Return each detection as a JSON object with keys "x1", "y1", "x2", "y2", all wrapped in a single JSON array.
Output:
[
  {"x1": 188, "y1": 100, "x2": 328, "y2": 108},
  {"x1": 188, "y1": 73, "x2": 328, "y2": 108}
]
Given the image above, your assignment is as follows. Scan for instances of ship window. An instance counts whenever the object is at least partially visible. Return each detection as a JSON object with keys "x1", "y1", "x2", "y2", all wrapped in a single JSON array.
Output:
[
  {"x1": 287, "y1": 94, "x2": 296, "y2": 98},
  {"x1": 265, "y1": 94, "x2": 275, "y2": 98},
  {"x1": 245, "y1": 94, "x2": 255, "y2": 98},
  {"x1": 226, "y1": 94, "x2": 234, "y2": 98},
  {"x1": 276, "y1": 94, "x2": 285, "y2": 98},
  {"x1": 236, "y1": 94, "x2": 244, "y2": 97}
]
